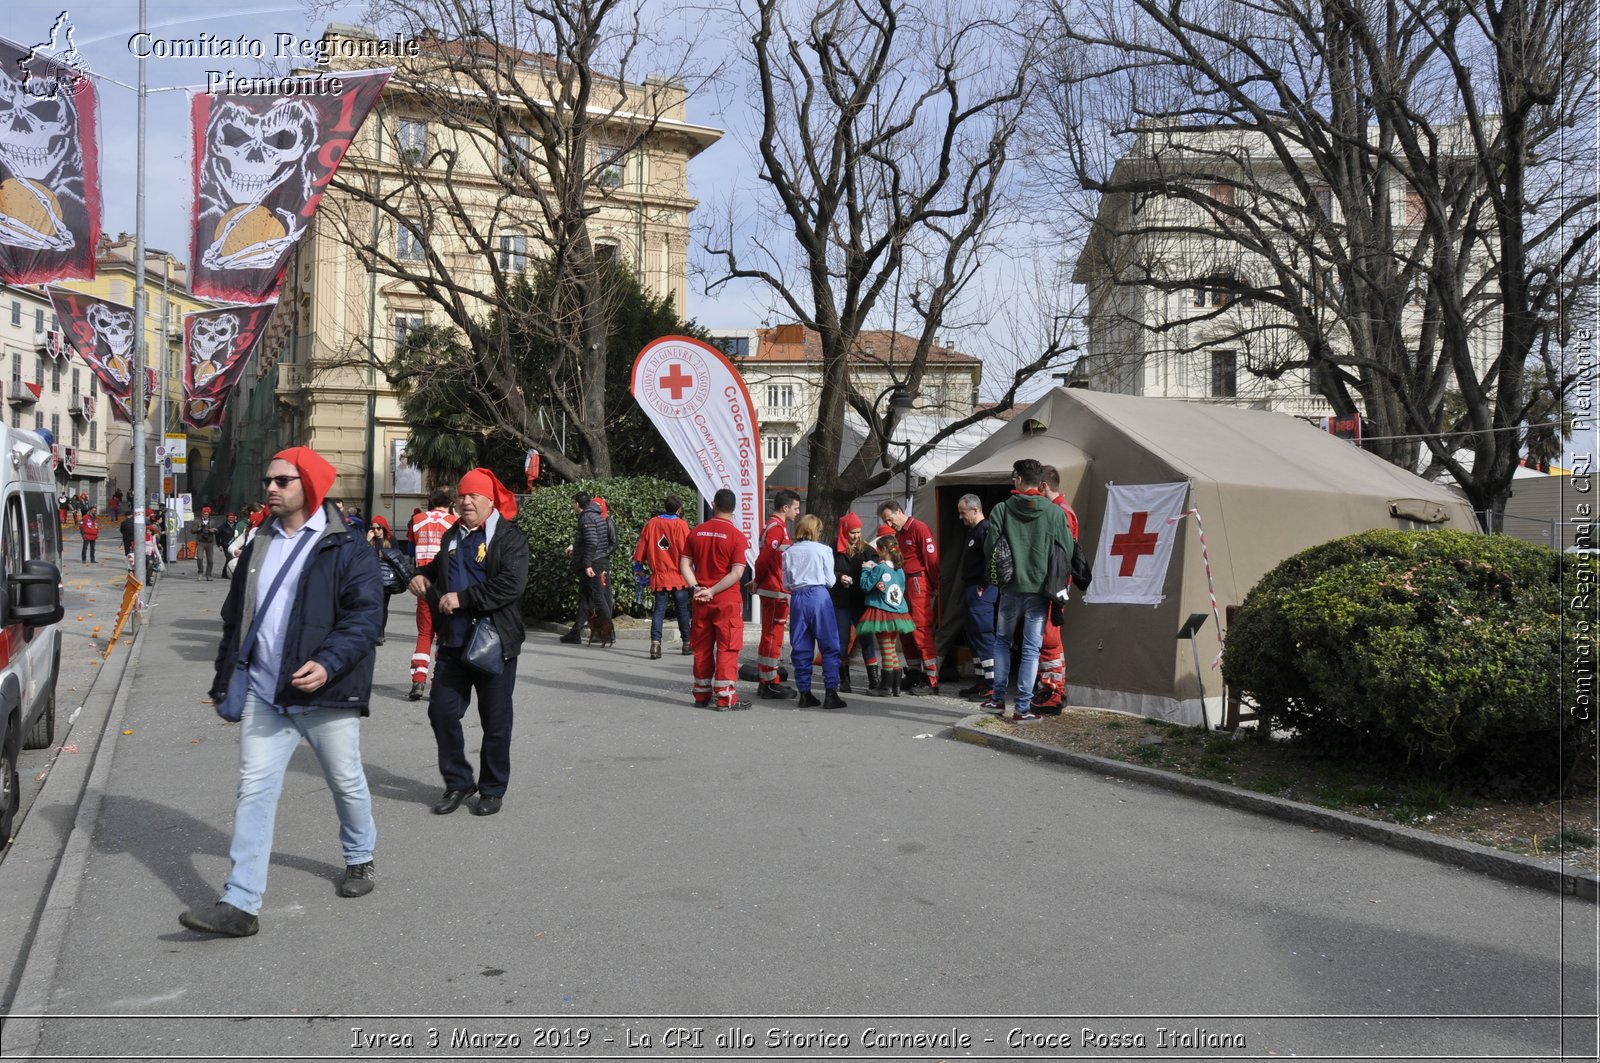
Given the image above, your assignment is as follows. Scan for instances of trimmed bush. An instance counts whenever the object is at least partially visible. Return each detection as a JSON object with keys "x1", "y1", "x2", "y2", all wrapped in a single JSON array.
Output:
[
  {"x1": 1222, "y1": 529, "x2": 1595, "y2": 795},
  {"x1": 516, "y1": 476, "x2": 698, "y2": 621}
]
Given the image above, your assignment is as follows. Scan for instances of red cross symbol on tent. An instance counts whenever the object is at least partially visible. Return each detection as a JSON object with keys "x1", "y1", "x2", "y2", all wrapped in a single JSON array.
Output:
[
  {"x1": 658, "y1": 363, "x2": 694, "y2": 401},
  {"x1": 1109, "y1": 511, "x2": 1161, "y2": 577}
]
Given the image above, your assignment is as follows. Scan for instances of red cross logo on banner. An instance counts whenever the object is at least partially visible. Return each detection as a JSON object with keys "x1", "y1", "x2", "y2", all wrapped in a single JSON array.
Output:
[
  {"x1": 659, "y1": 363, "x2": 694, "y2": 400},
  {"x1": 1110, "y1": 511, "x2": 1161, "y2": 577}
]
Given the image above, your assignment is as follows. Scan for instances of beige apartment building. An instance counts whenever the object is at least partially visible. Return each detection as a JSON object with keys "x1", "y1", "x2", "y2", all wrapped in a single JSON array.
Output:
[
  {"x1": 716, "y1": 324, "x2": 984, "y2": 466},
  {"x1": 1070, "y1": 123, "x2": 1499, "y2": 425},
  {"x1": 218, "y1": 24, "x2": 721, "y2": 518}
]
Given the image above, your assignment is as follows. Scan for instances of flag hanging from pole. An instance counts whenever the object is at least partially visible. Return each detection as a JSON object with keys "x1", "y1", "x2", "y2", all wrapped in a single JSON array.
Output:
[
  {"x1": 631, "y1": 336, "x2": 764, "y2": 564},
  {"x1": 180, "y1": 301, "x2": 277, "y2": 428},
  {"x1": 189, "y1": 69, "x2": 390, "y2": 304},
  {"x1": 1082, "y1": 482, "x2": 1190, "y2": 606},
  {"x1": 46, "y1": 286, "x2": 154, "y2": 422},
  {"x1": 0, "y1": 30, "x2": 101, "y2": 283}
]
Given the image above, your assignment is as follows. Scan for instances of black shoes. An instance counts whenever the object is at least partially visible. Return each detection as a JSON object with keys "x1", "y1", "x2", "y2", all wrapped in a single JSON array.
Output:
[
  {"x1": 472, "y1": 795, "x2": 503, "y2": 816},
  {"x1": 408, "y1": 681, "x2": 426, "y2": 702},
  {"x1": 650, "y1": 640, "x2": 662, "y2": 659},
  {"x1": 796, "y1": 691, "x2": 821, "y2": 708},
  {"x1": 179, "y1": 901, "x2": 259, "y2": 937},
  {"x1": 963, "y1": 683, "x2": 995, "y2": 702},
  {"x1": 558, "y1": 630, "x2": 582, "y2": 644},
  {"x1": 712, "y1": 700, "x2": 752, "y2": 712},
  {"x1": 680, "y1": 640, "x2": 693, "y2": 656},
  {"x1": 839, "y1": 668, "x2": 853, "y2": 693},
  {"x1": 431, "y1": 787, "x2": 476, "y2": 815},
  {"x1": 339, "y1": 861, "x2": 376, "y2": 897},
  {"x1": 822, "y1": 690, "x2": 847, "y2": 710},
  {"x1": 758, "y1": 682, "x2": 796, "y2": 700}
]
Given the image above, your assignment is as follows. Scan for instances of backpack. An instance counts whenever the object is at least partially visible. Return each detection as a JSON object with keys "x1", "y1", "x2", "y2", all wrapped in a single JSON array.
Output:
[{"x1": 992, "y1": 533, "x2": 1015, "y2": 586}]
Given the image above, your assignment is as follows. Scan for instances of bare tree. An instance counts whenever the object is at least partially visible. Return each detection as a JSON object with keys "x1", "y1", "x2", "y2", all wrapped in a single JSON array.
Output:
[
  {"x1": 315, "y1": 0, "x2": 716, "y2": 480},
  {"x1": 704, "y1": 0, "x2": 1074, "y2": 524},
  {"x1": 1038, "y1": 0, "x2": 1597, "y2": 524}
]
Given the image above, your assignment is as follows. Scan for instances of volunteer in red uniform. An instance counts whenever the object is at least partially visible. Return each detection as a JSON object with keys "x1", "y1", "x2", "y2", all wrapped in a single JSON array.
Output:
[
  {"x1": 877, "y1": 499, "x2": 941, "y2": 694},
  {"x1": 1034, "y1": 464, "x2": 1081, "y2": 713},
  {"x1": 633, "y1": 494, "x2": 693, "y2": 659},
  {"x1": 680, "y1": 488, "x2": 751, "y2": 711},
  {"x1": 753, "y1": 489, "x2": 800, "y2": 699},
  {"x1": 407, "y1": 487, "x2": 458, "y2": 701}
]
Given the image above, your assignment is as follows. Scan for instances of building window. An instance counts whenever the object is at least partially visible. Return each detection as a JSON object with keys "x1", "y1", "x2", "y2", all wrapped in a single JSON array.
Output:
[
  {"x1": 597, "y1": 140, "x2": 628, "y2": 188},
  {"x1": 397, "y1": 220, "x2": 425, "y2": 262},
  {"x1": 499, "y1": 133, "x2": 531, "y2": 176},
  {"x1": 496, "y1": 233, "x2": 528, "y2": 272},
  {"x1": 1307, "y1": 361, "x2": 1324, "y2": 395},
  {"x1": 396, "y1": 118, "x2": 427, "y2": 164},
  {"x1": 715, "y1": 336, "x2": 750, "y2": 359},
  {"x1": 33, "y1": 412, "x2": 42, "y2": 431},
  {"x1": 34, "y1": 308, "x2": 44, "y2": 333},
  {"x1": 765, "y1": 435, "x2": 792, "y2": 462},
  {"x1": 925, "y1": 384, "x2": 945, "y2": 407},
  {"x1": 51, "y1": 362, "x2": 61, "y2": 392},
  {"x1": 1313, "y1": 185, "x2": 1333, "y2": 218},
  {"x1": 71, "y1": 421, "x2": 79, "y2": 447},
  {"x1": 90, "y1": 374, "x2": 96, "y2": 397},
  {"x1": 766, "y1": 383, "x2": 794, "y2": 410},
  {"x1": 35, "y1": 354, "x2": 44, "y2": 381},
  {"x1": 393, "y1": 315, "x2": 425, "y2": 356},
  {"x1": 1210, "y1": 350, "x2": 1238, "y2": 398},
  {"x1": 10, "y1": 352, "x2": 19, "y2": 387},
  {"x1": 1404, "y1": 189, "x2": 1426, "y2": 226},
  {"x1": 10, "y1": 409, "x2": 17, "y2": 429},
  {"x1": 71, "y1": 367, "x2": 79, "y2": 404},
  {"x1": 595, "y1": 240, "x2": 620, "y2": 266},
  {"x1": 50, "y1": 413, "x2": 59, "y2": 440},
  {"x1": 9, "y1": 302, "x2": 18, "y2": 327},
  {"x1": 89, "y1": 421, "x2": 96, "y2": 450},
  {"x1": 1192, "y1": 277, "x2": 1232, "y2": 308}
]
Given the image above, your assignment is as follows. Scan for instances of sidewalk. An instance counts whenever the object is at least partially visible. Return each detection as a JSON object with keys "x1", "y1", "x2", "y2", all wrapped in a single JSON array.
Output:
[{"x1": 1, "y1": 565, "x2": 1594, "y2": 1060}]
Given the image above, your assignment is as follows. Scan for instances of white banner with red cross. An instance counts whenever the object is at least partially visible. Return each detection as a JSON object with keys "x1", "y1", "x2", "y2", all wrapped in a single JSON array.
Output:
[
  {"x1": 1083, "y1": 482, "x2": 1190, "y2": 606},
  {"x1": 630, "y1": 336, "x2": 764, "y2": 566}
]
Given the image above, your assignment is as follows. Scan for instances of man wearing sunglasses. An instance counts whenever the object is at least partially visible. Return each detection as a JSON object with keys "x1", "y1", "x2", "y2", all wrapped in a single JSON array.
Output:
[{"x1": 181, "y1": 447, "x2": 385, "y2": 938}]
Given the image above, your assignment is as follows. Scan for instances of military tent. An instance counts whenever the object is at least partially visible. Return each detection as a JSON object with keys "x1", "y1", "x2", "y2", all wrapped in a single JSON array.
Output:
[{"x1": 920, "y1": 388, "x2": 1480, "y2": 726}]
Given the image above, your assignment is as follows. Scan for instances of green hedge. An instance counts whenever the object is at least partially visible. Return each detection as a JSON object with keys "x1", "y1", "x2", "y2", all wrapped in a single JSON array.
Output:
[
  {"x1": 1221, "y1": 529, "x2": 1595, "y2": 795},
  {"x1": 516, "y1": 476, "x2": 698, "y2": 621}
]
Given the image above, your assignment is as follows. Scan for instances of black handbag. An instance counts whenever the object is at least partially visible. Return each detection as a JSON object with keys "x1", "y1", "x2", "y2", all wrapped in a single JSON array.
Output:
[{"x1": 463, "y1": 617, "x2": 504, "y2": 676}]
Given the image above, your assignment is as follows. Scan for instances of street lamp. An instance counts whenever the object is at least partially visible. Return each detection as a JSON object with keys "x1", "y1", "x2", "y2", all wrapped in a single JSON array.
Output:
[{"x1": 875, "y1": 382, "x2": 916, "y2": 510}]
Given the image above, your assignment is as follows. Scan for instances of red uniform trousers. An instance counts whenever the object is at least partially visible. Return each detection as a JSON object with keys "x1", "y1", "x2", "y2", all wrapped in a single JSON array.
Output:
[
  {"x1": 412, "y1": 597, "x2": 436, "y2": 684},
  {"x1": 692, "y1": 593, "x2": 745, "y2": 706},
  {"x1": 756, "y1": 594, "x2": 789, "y2": 683},
  {"x1": 1038, "y1": 617, "x2": 1066, "y2": 695},
  {"x1": 898, "y1": 573, "x2": 940, "y2": 687}
]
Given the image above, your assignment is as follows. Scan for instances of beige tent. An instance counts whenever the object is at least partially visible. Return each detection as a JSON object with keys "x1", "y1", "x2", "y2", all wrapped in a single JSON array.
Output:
[{"x1": 920, "y1": 388, "x2": 1480, "y2": 726}]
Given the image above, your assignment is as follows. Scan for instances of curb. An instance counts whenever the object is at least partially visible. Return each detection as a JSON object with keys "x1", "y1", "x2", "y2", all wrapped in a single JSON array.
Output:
[
  {"x1": 952, "y1": 714, "x2": 1600, "y2": 902},
  {"x1": 0, "y1": 604, "x2": 148, "y2": 1056}
]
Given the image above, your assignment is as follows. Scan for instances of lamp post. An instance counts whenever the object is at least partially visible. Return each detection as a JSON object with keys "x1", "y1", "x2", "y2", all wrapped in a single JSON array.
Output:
[{"x1": 874, "y1": 382, "x2": 916, "y2": 512}]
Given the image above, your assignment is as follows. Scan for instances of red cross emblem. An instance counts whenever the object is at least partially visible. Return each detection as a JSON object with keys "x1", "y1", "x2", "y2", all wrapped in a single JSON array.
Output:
[
  {"x1": 659, "y1": 363, "x2": 694, "y2": 401},
  {"x1": 1109, "y1": 511, "x2": 1161, "y2": 577}
]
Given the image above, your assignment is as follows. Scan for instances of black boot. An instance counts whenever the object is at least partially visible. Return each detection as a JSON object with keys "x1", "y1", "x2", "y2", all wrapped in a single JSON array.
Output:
[
  {"x1": 839, "y1": 666, "x2": 853, "y2": 693},
  {"x1": 865, "y1": 663, "x2": 882, "y2": 690},
  {"x1": 796, "y1": 690, "x2": 821, "y2": 708},
  {"x1": 889, "y1": 668, "x2": 903, "y2": 696},
  {"x1": 822, "y1": 689, "x2": 847, "y2": 710},
  {"x1": 863, "y1": 666, "x2": 892, "y2": 698}
]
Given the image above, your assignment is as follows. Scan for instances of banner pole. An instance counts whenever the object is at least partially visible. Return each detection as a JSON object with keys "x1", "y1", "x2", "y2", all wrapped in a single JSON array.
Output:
[{"x1": 129, "y1": 0, "x2": 148, "y2": 593}]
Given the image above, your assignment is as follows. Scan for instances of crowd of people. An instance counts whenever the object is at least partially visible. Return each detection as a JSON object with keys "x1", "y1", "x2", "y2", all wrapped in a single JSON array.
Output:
[{"x1": 174, "y1": 448, "x2": 1078, "y2": 939}]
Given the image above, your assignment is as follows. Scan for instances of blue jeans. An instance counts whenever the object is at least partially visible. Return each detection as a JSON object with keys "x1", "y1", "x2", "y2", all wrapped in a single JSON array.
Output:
[
  {"x1": 651, "y1": 587, "x2": 691, "y2": 642},
  {"x1": 992, "y1": 591, "x2": 1049, "y2": 711},
  {"x1": 221, "y1": 692, "x2": 375, "y2": 915},
  {"x1": 833, "y1": 604, "x2": 877, "y2": 666}
]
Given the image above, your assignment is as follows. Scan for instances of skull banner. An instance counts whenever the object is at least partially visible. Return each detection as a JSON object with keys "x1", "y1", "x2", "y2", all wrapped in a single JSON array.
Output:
[
  {"x1": 0, "y1": 35, "x2": 101, "y2": 283},
  {"x1": 189, "y1": 70, "x2": 390, "y2": 304},
  {"x1": 181, "y1": 301, "x2": 276, "y2": 429},
  {"x1": 46, "y1": 286, "x2": 156, "y2": 422}
]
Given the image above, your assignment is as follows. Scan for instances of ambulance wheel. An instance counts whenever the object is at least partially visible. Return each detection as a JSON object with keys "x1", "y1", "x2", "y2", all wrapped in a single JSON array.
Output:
[{"x1": 25, "y1": 685, "x2": 55, "y2": 750}]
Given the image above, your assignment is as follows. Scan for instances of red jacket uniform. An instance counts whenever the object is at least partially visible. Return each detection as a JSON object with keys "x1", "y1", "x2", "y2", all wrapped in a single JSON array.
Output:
[
  {"x1": 894, "y1": 516, "x2": 940, "y2": 588},
  {"x1": 1049, "y1": 493, "x2": 1080, "y2": 541},
  {"x1": 633, "y1": 514, "x2": 691, "y2": 590},
  {"x1": 753, "y1": 515, "x2": 791, "y2": 598}
]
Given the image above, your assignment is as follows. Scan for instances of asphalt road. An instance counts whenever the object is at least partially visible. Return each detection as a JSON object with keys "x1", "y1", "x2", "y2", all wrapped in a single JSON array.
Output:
[{"x1": 1, "y1": 565, "x2": 1595, "y2": 1061}]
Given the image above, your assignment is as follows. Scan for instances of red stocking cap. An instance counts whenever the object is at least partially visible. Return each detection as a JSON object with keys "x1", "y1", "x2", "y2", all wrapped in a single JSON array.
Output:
[
  {"x1": 457, "y1": 467, "x2": 519, "y2": 520},
  {"x1": 836, "y1": 511, "x2": 861, "y2": 552},
  {"x1": 272, "y1": 446, "x2": 337, "y2": 513}
]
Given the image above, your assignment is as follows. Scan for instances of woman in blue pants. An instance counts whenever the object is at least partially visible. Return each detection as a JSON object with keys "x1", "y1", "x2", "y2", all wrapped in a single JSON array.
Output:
[{"x1": 784, "y1": 515, "x2": 846, "y2": 710}]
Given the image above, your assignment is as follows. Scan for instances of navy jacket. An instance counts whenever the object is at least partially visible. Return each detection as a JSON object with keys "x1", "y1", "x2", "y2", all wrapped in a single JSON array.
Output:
[
  {"x1": 210, "y1": 503, "x2": 384, "y2": 714},
  {"x1": 417, "y1": 512, "x2": 530, "y2": 660}
]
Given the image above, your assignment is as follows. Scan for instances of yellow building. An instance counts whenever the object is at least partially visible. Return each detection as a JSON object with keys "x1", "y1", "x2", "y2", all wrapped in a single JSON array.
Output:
[
  {"x1": 54, "y1": 234, "x2": 223, "y2": 504},
  {"x1": 217, "y1": 24, "x2": 722, "y2": 522}
]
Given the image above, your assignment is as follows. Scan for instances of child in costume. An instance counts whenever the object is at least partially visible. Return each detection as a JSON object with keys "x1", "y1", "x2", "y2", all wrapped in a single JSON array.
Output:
[{"x1": 857, "y1": 535, "x2": 916, "y2": 697}]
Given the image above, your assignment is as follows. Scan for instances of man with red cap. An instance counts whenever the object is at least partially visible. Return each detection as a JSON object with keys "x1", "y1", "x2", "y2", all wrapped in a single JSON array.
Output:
[
  {"x1": 406, "y1": 487, "x2": 457, "y2": 700},
  {"x1": 182, "y1": 447, "x2": 385, "y2": 938},
  {"x1": 680, "y1": 487, "x2": 750, "y2": 710},
  {"x1": 410, "y1": 467, "x2": 529, "y2": 817}
]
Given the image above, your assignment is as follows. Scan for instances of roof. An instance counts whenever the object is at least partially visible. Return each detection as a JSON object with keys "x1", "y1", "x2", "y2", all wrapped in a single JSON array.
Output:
[{"x1": 748, "y1": 325, "x2": 981, "y2": 367}]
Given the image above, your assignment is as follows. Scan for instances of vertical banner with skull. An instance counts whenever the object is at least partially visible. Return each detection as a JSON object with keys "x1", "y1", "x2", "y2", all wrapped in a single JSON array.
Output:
[
  {"x1": 189, "y1": 70, "x2": 391, "y2": 304},
  {"x1": 180, "y1": 301, "x2": 276, "y2": 429},
  {"x1": 45, "y1": 287, "x2": 155, "y2": 422},
  {"x1": 0, "y1": 35, "x2": 101, "y2": 283}
]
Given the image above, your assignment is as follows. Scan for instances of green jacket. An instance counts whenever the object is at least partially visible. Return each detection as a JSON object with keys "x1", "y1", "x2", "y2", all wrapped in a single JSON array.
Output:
[{"x1": 986, "y1": 490, "x2": 1075, "y2": 594}]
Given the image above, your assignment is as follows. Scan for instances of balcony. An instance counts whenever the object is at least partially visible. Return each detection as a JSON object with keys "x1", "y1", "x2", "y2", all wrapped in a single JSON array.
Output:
[
  {"x1": 275, "y1": 361, "x2": 310, "y2": 406},
  {"x1": 72, "y1": 394, "x2": 94, "y2": 420},
  {"x1": 8, "y1": 381, "x2": 41, "y2": 407}
]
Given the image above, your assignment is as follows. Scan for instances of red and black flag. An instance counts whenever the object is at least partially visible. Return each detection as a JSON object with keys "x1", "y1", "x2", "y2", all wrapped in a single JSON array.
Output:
[
  {"x1": 0, "y1": 30, "x2": 101, "y2": 283},
  {"x1": 189, "y1": 70, "x2": 390, "y2": 304},
  {"x1": 181, "y1": 301, "x2": 276, "y2": 428},
  {"x1": 46, "y1": 286, "x2": 153, "y2": 422}
]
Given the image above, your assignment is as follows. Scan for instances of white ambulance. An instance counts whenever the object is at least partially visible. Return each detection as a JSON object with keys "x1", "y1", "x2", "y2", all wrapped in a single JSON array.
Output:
[{"x1": 0, "y1": 428, "x2": 66, "y2": 843}]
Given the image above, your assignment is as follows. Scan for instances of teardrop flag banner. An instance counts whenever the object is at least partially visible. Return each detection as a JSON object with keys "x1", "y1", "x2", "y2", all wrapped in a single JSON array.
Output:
[{"x1": 181, "y1": 301, "x2": 277, "y2": 429}]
